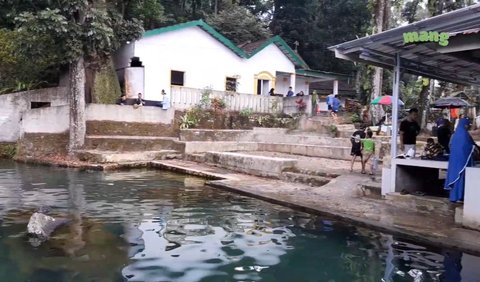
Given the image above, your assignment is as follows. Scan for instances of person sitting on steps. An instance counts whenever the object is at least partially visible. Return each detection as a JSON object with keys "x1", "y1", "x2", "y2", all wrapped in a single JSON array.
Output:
[{"x1": 133, "y1": 93, "x2": 145, "y2": 108}]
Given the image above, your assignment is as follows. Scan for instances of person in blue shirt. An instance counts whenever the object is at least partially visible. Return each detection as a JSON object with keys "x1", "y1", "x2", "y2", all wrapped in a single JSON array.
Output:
[
  {"x1": 287, "y1": 86, "x2": 294, "y2": 97},
  {"x1": 326, "y1": 93, "x2": 334, "y2": 112},
  {"x1": 331, "y1": 94, "x2": 341, "y2": 123}
]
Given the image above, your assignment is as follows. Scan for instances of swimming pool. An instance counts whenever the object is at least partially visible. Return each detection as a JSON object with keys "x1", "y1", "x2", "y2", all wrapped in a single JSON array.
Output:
[{"x1": 0, "y1": 160, "x2": 478, "y2": 281}]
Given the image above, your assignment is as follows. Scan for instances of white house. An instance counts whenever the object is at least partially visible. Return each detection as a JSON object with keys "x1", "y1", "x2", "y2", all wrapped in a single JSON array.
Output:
[{"x1": 114, "y1": 20, "x2": 337, "y2": 102}]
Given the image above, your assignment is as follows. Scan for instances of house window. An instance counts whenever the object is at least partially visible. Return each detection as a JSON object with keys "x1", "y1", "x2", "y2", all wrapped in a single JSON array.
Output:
[
  {"x1": 226, "y1": 77, "x2": 237, "y2": 92},
  {"x1": 31, "y1": 102, "x2": 51, "y2": 109},
  {"x1": 256, "y1": 79, "x2": 270, "y2": 95},
  {"x1": 171, "y1": 70, "x2": 185, "y2": 86}
]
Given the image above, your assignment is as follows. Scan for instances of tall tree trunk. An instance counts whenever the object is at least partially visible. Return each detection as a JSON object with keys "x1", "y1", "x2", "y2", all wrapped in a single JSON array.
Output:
[
  {"x1": 418, "y1": 81, "x2": 430, "y2": 129},
  {"x1": 371, "y1": 0, "x2": 388, "y2": 123},
  {"x1": 68, "y1": 56, "x2": 86, "y2": 155}
]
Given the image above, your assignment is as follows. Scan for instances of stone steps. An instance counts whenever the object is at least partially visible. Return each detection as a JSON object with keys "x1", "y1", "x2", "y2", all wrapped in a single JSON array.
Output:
[
  {"x1": 76, "y1": 149, "x2": 181, "y2": 163},
  {"x1": 84, "y1": 135, "x2": 185, "y2": 152},
  {"x1": 86, "y1": 120, "x2": 177, "y2": 137},
  {"x1": 257, "y1": 143, "x2": 351, "y2": 160},
  {"x1": 203, "y1": 151, "x2": 297, "y2": 178}
]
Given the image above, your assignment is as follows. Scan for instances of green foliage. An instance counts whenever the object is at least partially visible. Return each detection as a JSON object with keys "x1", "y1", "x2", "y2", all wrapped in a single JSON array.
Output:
[
  {"x1": 351, "y1": 113, "x2": 362, "y2": 123},
  {"x1": 329, "y1": 124, "x2": 338, "y2": 137},
  {"x1": 130, "y1": 0, "x2": 166, "y2": 29},
  {"x1": 206, "y1": 5, "x2": 271, "y2": 44},
  {"x1": 270, "y1": 0, "x2": 371, "y2": 73},
  {"x1": 180, "y1": 106, "x2": 203, "y2": 129},
  {"x1": 200, "y1": 87, "x2": 212, "y2": 108},
  {"x1": 239, "y1": 108, "x2": 253, "y2": 117},
  {"x1": 0, "y1": 143, "x2": 16, "y2": 159},
  {"x1": 210, "y1": 97, "x2": 226, "y2": 111},
  {"x1": 15, "y1": 4, "x2": 143, "y2": 64}
]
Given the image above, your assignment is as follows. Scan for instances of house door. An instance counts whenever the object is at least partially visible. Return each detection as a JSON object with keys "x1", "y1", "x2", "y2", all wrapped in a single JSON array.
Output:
[{"x1": 256, "y1": 79, "x2": 270, "y2": 95}]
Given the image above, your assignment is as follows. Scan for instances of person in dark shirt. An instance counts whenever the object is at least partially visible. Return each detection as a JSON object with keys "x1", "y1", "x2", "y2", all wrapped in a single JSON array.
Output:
[
  {"x1": 436, "y1": 117, "x2": 452, "y2": 154},
  {"x1": 350, "y1": 127, "x2": 366, "y2": 172},
  {"x1": 400, "y1": 108, "x2": 421, "y2": 156},
  {"x1": 134, "y1": 93, "x2": 145, "y2": 108}
]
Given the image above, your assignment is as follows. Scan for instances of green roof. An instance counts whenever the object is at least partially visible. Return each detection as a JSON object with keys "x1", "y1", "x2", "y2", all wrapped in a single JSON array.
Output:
[{"x1": 143, "y1": 20, "x2": 309, "y2": 69}]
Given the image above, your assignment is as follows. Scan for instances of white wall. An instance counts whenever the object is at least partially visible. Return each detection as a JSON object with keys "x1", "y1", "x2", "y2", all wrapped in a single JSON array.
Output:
[
  {"x1": 133, "y1": 26, "x2": 296, "y2": 101},
  {"x1": 86, "y1": 104, "x2": 175, "y2": 124},
  {"x1": 295, "y1": 76, "x2": 310, "y2": 95},
  {"x1": 0, "y1": 87, "x2": 68, "y2": 141},
  {"x1": 22, "y1": 105, "x2": 70, "y2": 134}
]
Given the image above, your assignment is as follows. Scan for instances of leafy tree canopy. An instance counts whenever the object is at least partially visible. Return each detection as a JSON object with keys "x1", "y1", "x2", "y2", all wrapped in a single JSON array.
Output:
[{"x1": 206, "y1": 4, "x2": 271, "y2": 45}]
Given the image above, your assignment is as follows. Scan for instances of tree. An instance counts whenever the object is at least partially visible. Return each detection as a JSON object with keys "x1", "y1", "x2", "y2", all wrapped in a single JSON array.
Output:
[
  {"x1": 206, "y1": 5, "x2": 271, "y2": 44},
  {"x1": 15, "y1": 0, "x2": 143, "y2": 154},
  {"x1": 269, "y1": 0, "x2": 371, "y2": 74}
]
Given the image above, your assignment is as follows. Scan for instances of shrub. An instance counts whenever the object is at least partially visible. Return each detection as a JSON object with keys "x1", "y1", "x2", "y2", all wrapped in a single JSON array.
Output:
[
  {"x1": 210, "y1": 97, "x2": 226, "y2": 112},
  {"x1": 239, "y1": 108, "x2": 253, "y2": 117},
  {"x1": 351, "y1": 113, "x2": 362, "y2": 123}
]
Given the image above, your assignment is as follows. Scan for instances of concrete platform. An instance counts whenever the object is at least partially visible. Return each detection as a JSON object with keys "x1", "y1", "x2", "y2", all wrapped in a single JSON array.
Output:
[
  {"x1": 76, "y1": 149, "x2": 180, "y2": 163},
  {"x1": 203, "y1": 151, "x2": 297, "y2": 178}
]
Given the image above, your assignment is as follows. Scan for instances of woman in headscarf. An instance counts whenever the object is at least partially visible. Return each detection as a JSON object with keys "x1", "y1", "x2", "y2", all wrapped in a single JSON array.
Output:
[{"x1": 445, "y1": 118, "x2": 479, "y2": 202}]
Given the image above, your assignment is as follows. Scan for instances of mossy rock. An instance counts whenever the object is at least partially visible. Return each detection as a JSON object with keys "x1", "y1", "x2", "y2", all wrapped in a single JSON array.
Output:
[{"x1": 92, "y1": 59, "x2": 121, "y2": 104}]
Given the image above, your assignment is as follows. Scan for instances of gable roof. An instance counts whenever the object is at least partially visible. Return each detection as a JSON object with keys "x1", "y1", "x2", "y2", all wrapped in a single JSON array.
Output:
[{"x1": 142, "y1": 20, "x2": 309, "y2": 69}]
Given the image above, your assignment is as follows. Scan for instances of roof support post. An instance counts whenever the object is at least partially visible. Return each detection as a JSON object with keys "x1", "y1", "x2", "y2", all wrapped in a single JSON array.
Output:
[
  {"x1": 333, "y1": 80, "x2": 339, "y2": 95},
  {"x1": 391, "y1": 53, "x2": 401, "y2": 160}
]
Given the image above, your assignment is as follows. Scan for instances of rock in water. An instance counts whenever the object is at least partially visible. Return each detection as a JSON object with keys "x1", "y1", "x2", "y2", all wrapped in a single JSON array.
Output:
[{"x1": 27, "y1": 212, "x2": 58, "y2": 240}]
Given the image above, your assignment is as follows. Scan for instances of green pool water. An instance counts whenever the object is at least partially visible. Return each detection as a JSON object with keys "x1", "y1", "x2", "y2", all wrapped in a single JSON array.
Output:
[{"x1": 0, "y1": 160, "x2": 479, "y2": 282}]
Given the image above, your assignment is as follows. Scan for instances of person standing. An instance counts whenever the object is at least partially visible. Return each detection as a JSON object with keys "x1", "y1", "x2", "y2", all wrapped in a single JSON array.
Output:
[
  {"x1": 436, "y1": 115, "x2": 452, "y2": 154},
  {"x1": 350, "y1": 127, "x2": 366, "y2": 172},
  {"x1": 161, "y1": 89, "x2": 170, "y2": 110},
  {"x1": 331, "y1": 94, "x2": 341, "y2": 124},
  {"x1": 287, "y1": 86, "x2": 294, "y2": 97},
  {"x1": 362, "y1": 130, "x2": 376, "y2": 175},
  {"x1": 268, "y1": 88, "x2": 275, "y2": 96},
  {"x1": 445, "y1": 118, "x2": 479, "y2": 202},
  {"x1": 400, "y1": 108, "x2": 421, "y2": 156}
]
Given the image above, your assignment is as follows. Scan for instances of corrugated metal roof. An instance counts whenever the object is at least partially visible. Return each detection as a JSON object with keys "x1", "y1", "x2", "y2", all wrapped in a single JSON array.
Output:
[{"x1": 329, "y1": 4, "x2": 480, "y2": 86}]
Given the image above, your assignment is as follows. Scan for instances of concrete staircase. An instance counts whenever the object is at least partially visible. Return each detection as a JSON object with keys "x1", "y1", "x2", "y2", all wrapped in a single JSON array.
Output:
[
  {"x1": 77, "y1": 122, "x2": 185, "y2": 163},
  {"x1": 181, "y1": 127, "x2": 354, "y2": 160}
]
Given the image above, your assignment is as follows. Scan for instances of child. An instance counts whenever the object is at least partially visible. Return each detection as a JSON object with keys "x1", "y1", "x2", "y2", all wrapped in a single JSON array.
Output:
[
  {"x1": 362, "y1": 130, "x2": 375, "y2": 175},
  {"x1": 350, "y1": 128, "x2": 366, "y2": 172}
]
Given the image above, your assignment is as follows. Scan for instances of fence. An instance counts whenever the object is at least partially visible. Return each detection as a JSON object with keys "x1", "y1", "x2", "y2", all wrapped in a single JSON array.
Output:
[{"x1": 170, "y1": 86, "x2": 283, "y2": 114}]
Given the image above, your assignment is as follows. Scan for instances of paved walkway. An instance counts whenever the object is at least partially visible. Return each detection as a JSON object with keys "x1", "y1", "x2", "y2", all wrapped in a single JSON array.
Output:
[{"x1": 152, "y1": 159, "x2": 480, "y2": 255}]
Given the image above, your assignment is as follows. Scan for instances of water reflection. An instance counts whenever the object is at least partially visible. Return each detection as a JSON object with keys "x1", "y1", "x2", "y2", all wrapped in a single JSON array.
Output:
[{"x1": 0, "y1": 160, "x2": 479, "y2": 281}]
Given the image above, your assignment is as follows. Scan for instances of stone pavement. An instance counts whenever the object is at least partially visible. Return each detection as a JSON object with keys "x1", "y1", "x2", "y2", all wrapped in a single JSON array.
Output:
[{"x1": 152, "y1": 159, "x2": 480, "y2": 256}]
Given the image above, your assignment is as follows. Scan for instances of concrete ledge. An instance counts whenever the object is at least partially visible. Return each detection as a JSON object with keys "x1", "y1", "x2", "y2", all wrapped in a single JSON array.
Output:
[
  {"x1": 204, "y1": 151, "x2": 297, "y2": 178},
  {"x1": 184, "y1": 141, "x2": 258, "y2": 154},
  {"x1": 258, "y1": 143, "x2": 351, "y2": 160},
  {"x1": 385, "y1": 192, "x2": 457, "y2": 217},
  {"x1": 84, "y1": 135, "x2": 185, "y2": 152},
  {"x1": 179, "y1": 129, "x2": 251, "y2": 141},
  {"x1": 76, "y1": 150, "x2": 180, "y2": 163}
]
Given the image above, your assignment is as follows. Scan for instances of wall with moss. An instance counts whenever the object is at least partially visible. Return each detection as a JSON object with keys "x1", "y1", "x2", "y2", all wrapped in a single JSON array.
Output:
[{"x1": 92, "y1": 59, "x2": 122, "y2": 104}]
